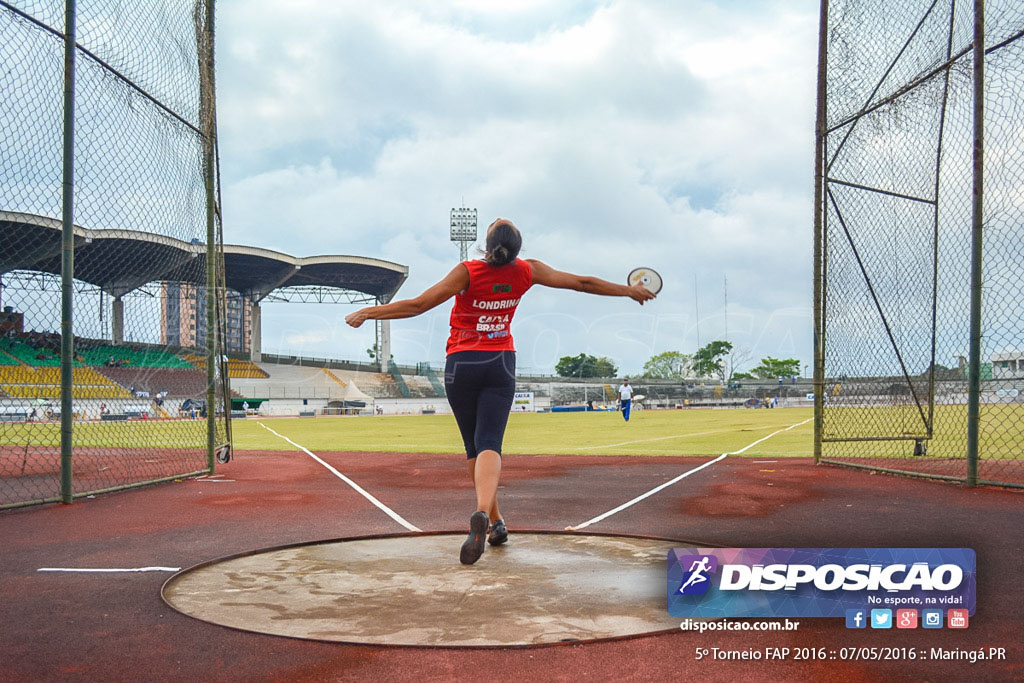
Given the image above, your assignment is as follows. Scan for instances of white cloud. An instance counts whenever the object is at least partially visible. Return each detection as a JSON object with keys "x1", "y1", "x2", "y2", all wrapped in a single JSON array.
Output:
[{"x1": 217, "y1": 0, "x2": 820, "y2": 374}]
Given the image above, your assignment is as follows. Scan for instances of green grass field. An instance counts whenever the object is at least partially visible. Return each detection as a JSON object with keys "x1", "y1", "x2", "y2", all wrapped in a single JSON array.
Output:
[
  {"x1": 820, "y1": 403, "x2": 1024, "y2": 460},
  {"x1": 233, "y1": 407, "x2": 815, "y2": 458},
  {"x1": 4, "y1": 403, "x2": 1021, "y2": 461},
  {"x1": 0, "y1": 419, "x2": 208, "y2": 449}
]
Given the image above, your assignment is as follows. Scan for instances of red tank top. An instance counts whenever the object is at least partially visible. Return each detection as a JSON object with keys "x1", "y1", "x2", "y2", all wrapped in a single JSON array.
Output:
[{"x1": 446, "y1": 259, "x2": 533, "y2": 355}]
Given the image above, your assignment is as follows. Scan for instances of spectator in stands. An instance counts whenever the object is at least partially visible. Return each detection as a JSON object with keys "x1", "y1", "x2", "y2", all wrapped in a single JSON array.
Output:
[{"x1": 345, "y1": 217, "x2": 655, "y2": 565}]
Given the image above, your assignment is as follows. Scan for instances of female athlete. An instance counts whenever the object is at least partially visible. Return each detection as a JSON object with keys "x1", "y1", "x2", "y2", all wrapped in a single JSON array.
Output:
[{"x1": 345, "y1": 218, "x2": 655, "y2": 564}]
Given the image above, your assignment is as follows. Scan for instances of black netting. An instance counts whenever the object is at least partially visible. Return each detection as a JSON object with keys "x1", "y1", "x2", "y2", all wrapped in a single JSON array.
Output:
[
  {"x1": 818, "y1": 0, "x2": 1024, "y2": 486},
  {"x1": 1, "y1": 1, "x2": 230, "y2": 507}
]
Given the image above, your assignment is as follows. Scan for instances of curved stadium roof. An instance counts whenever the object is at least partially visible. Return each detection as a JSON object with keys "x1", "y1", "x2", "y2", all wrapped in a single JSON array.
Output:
[{"x1": 0, "y1": 211, "x2": 408, "y2": 302}]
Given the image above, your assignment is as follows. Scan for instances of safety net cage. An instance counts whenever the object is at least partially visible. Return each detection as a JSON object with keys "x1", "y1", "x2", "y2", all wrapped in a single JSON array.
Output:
[
  {"x1": 1, "y1": 0, "x2": 232, "y2": 508},
  {"x1": 814, "y1": 0, "x2": 1024, "y2": 487}
]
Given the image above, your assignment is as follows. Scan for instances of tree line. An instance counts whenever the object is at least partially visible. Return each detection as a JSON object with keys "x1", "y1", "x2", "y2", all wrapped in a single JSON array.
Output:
[{"x1": 553, "y1": 342, "x2": 801, "y2": 381}]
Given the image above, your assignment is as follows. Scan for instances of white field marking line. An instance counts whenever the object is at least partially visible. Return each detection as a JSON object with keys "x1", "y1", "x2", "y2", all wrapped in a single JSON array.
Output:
[
  {"x1": 565, "y1": 417, "x2": 813, "y2": 531},
  {"x1": 724, "y1": 418, "x2": 812, "y2": 456},
  {"x1": 258, "y1": 422, "x2": 421, "y2": 533},
  {"x1": 579, "y1": 421, "x2": 798, "y2": 451},
  {"x1": 579, "y1": 427, "x2": 735, "y2": 450},
  {"x1": 38, "y1": 567, "x2": 180, "y2": 573}
]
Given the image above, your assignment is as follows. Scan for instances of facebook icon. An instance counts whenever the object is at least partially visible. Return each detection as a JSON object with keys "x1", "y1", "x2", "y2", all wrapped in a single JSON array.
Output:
[{"x1": 845, "y1": 609, "x2": 867, "y2": 629}]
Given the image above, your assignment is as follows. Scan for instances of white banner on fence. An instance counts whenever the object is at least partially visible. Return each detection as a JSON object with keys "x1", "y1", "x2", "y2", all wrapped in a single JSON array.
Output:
[{"x1": 512, "y1": 392, "x2": 535, "y2": 412}]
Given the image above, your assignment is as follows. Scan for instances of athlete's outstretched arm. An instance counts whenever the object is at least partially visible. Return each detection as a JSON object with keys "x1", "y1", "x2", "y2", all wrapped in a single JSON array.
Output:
[
  {"x1": 345, "y1": 264, "x2": 470, "y2": 328},
  {"x1": 527, "y1": 259, "x2": 656, "y2": 305}
]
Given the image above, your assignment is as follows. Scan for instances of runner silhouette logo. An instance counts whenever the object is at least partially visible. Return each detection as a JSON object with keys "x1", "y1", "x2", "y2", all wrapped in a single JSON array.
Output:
[{"x1": 676, "y1": 554, "x2": 718, "y2": 595}]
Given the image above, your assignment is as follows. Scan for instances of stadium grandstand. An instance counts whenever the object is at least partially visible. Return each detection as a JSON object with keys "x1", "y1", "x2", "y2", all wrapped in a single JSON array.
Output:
[{"x1": 0, "y1": 210, "x2": 410, "y2": 421}]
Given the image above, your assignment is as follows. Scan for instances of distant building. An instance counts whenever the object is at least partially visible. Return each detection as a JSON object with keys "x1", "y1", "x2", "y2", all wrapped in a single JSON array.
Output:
[
  {"x1": 161, "y1": 282, "x2": 251, "y2": 353},
  {"x1": 0, "y1": 306, "x2": 24, "y2": 335},
  {"x1": 991, "y1": 352, "x2": 1024, "y2": 379}
]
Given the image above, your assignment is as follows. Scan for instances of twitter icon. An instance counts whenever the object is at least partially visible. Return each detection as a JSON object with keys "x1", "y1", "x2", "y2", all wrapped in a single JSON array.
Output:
[{"x1": 870, "y1": 609, "x2": 892, "y2": 629}]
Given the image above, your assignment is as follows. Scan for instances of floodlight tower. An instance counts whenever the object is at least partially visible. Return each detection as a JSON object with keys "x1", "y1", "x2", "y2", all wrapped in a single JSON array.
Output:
[{"x1": 450, "y1": 206, "x2": 478, "y2": 262}]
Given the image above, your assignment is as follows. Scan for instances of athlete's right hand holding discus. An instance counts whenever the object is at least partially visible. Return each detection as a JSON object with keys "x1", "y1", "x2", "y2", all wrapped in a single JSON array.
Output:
[{"x1": 343, "y1": 217, "x2": 654, "y2": 565}]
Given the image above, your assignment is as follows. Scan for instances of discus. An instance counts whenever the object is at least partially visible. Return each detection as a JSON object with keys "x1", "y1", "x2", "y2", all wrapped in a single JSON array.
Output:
[{"x1": 627, "y1": 267, "x2": 663, "y2": 295}]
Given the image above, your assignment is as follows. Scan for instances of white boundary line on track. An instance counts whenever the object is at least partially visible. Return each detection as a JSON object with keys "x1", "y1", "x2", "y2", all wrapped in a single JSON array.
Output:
[
  {"x1": 38, "y1": 567, "x2": 180, "y2": 573},
  {"x1": 565, "y1": 418, "x2": 813, "y2": 531},
  {"x1": 258, "y1": 422, "x2": 422, "y2": 533},
  {"x1": 579, "y1": 427, "x2": 735, "y2": 450}
]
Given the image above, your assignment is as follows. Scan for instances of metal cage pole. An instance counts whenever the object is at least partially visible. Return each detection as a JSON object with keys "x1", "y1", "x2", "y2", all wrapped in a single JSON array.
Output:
[
  {"x1": 965, "y1": 0, "x2": 985, "y2": 487},
  {"x1": 926, "y1": 2, "x2": 960, "y2": 446},
  {"x1": 812, "y1": 0, "x2": 829, "y2": 464},
  {"x1": 201, "y1": 0, "x2": 217, "y2": 473},
  {"x1": 59, "y1": 0, "x2": 77, "y2": 503}
]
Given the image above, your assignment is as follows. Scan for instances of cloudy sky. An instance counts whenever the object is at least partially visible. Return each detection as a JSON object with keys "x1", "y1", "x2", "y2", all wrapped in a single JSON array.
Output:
[{"x1": 216, "y1": 0, "x2": 820, "y2": 376}]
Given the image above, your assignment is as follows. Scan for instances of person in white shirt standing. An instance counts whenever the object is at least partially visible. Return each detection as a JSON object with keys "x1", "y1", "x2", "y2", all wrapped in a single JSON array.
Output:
[{"x1": 618, "y1": 379, "x2": 634, "y2": 422}]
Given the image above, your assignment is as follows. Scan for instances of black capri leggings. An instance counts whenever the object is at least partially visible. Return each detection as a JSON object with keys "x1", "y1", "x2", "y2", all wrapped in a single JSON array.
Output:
[{"x1": 444, "y1": 350, "x2": 516, "y2": 459}]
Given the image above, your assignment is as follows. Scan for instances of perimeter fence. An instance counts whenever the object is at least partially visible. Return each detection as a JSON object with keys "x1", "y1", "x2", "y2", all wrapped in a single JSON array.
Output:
[
  {"x1": 0, "y1": 0, "x2": 231, "y2": 508},
  {"x1": 814, "y1": 0, "x2": 1024, "y2": 486}
]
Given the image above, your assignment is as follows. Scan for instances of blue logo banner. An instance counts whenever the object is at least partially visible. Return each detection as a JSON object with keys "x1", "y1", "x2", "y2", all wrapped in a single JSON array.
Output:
[{"x1": 667, "y1": 548, "x2": 976, "y2": 618}]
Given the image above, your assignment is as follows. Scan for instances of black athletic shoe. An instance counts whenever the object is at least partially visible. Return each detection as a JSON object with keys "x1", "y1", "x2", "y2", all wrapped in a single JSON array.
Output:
[
  {"x1": 488, "y1": 520, "x2": 508, "y2": 546},
  {"x1": 460, "y1": 511, "x2": 489, "y2": 565}
]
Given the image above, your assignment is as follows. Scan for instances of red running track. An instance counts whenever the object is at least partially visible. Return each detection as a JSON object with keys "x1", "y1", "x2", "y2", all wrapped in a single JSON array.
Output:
[{"x1": 1, "y1": 450, "x2": 1022, "y2": 682}]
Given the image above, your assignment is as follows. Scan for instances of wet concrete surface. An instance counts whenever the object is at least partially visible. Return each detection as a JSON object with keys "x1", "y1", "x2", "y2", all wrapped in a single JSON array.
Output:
[{"x1": 163, "y1": 533, "x2": 680, "y2": 646}]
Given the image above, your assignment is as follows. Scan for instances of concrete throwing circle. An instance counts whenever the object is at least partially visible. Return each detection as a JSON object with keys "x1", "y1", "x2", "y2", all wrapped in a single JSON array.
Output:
[{"x1": 162, "y1": 532, "x2": 682, "y2": 647}]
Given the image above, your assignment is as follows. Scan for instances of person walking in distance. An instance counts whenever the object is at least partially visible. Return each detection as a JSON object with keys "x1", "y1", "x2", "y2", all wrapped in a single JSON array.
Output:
[
  {"x1": 618, "y1": 379, "x2": 634, "y2": 422},
  {"x1": 345, "y1": 218, "x2": 655, "y2": 564}
]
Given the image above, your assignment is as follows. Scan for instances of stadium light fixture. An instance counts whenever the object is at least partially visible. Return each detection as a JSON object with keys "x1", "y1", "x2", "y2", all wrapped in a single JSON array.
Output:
[{"x1": 450, "y1": 206, "x2": 477, "y2": 262}]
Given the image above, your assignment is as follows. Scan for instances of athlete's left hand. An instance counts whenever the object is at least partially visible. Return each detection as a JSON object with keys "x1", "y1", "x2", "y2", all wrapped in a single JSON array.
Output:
[{"x1": 345, "y1": 308, "x2": 371, "y2": 328}]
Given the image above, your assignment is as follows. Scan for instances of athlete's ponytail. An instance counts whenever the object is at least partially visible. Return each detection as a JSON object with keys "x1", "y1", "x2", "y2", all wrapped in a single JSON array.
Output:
[{"x1": 484, "y1": 219, "x2": 522, "y2": 267}]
